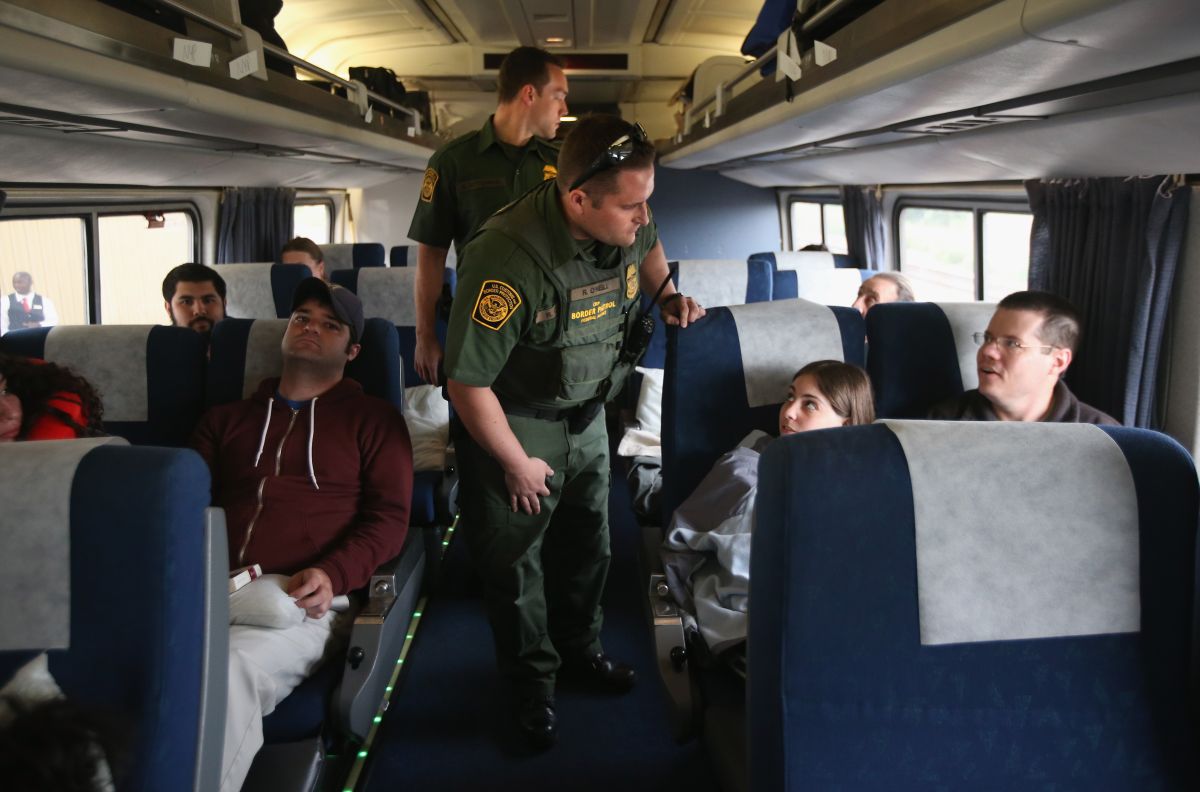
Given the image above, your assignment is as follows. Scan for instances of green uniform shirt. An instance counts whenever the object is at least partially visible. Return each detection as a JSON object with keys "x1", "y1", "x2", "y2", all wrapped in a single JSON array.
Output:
[
  {"x1": 445, "y1": 180, "x2": 659, "y2": 410},
  {"x1": 407, "y1": 116, "x2": 561, "y2": 257}
]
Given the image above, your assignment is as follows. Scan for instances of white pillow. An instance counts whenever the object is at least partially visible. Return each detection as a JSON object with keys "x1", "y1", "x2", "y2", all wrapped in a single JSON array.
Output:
[
  {"x1": 404, "y1": 384, "x2": 450, "y2": 472},
  {"x1": 229, "y1": 574, "x2": 305, "y2": 629},
  {"x1": 634, "y1": 366, "x2": 664, "y2": 435}
]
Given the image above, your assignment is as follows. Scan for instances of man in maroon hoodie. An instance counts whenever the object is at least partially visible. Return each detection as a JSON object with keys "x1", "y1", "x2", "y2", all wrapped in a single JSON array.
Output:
[{"x1": 192, "y1": 278, "x2": 412, "y2": 792}]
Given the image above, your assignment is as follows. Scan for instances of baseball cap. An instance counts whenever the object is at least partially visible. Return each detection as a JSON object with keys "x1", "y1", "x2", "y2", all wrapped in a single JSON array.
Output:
[{"x1": 290, "y1": 277, "x2": 365, "y2": 343}]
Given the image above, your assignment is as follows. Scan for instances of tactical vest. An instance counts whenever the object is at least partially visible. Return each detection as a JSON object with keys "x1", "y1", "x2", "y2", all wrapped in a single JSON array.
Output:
[
  {"x1": 8, "y1": 293, "x2": 44, "y2": 328},
  {"x1": 481, "y1": 185, "x2": 645, "y2": 409}
]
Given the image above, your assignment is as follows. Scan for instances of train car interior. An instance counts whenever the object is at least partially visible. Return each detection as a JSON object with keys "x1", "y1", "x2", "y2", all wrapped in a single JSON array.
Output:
[{"x1": 2, "y1": 0, "x2": 1200, "y2": 790}]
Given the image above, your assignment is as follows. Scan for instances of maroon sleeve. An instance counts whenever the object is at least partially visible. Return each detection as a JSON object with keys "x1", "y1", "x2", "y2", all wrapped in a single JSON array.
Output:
[{"x1": 315, "y1": 403, "x2": 414, "y2": 594}]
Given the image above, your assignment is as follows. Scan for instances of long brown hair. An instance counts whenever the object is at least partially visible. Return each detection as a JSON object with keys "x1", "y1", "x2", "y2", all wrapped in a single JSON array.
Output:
[
  {"x1": 792, "y1": 360, "x2": 875, "y2": 425},
  {"x1": 0, "y1": 354, "x2": 105, "y2": 438}
]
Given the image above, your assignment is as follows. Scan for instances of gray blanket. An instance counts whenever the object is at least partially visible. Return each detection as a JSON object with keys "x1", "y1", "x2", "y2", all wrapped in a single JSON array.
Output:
[{"x1": 662, "y1": 431, "x2": 770, "y2": 653}]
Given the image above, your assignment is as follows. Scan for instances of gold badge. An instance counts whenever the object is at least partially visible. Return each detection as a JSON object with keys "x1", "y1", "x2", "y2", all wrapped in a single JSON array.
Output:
[
  {"x1": 420, "y1": 168, "x2": 438, "y2": 203},
  {"x1": 625, "y1": 263, "x2": 638, "y2": 300},
  {"x1": 543, "y1": 164, "x2": 558, "y2": 181},
  {"x1": 472, "y1": 280, "x2": 522, "y2": 331}
]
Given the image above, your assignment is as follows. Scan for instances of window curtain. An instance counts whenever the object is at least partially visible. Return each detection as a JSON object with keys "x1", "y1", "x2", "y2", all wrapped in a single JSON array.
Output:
[
  {"x1": 1026, "y1": 177, "x2": 1190, "y2": 428},
  {"x1": 841, "y1": 185, "x2": 885, "y2": 270},
  {"x1": 216, "y1": 187, "x2": 296, "y2": 264}
]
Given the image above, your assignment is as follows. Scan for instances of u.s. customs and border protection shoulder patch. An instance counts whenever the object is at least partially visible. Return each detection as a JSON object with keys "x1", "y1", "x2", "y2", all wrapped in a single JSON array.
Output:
[
  {"x1": 625, "y1": 263, "x2": 638, "y2": 300},
  {"x1": 543, "y1": 164, "x2": 558, "y2": 181},
  {"x1": 420, "y1": 168, "x2": 438, "y2": 203},
  {"x1": 472, "y1": 280, "x2": 522, "y2": 331}
]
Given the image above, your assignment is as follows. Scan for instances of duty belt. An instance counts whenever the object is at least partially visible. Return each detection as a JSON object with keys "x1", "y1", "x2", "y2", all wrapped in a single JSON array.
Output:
[{"x1": 498, "y1": 395, "x2": 603, "y2": 434}]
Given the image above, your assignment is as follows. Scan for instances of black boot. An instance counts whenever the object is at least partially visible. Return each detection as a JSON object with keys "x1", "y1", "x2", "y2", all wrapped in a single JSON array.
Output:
[
  {"x1": 561, "y1": 652, "x2": 637, "y2": 694},
  {"x1": 516, "y1": 694, "x2": 557, "y2": 751}
]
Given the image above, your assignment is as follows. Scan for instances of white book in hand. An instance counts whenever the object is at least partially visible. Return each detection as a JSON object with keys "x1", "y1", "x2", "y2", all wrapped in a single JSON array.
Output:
[{"x1": 229, "y1": 564, "x2": 263, "y2": 594}]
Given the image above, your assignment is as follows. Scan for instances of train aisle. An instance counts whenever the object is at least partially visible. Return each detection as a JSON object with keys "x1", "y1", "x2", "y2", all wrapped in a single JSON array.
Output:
[{"x1": 362, "y1": 462, "x2": 717, "y2": 791}]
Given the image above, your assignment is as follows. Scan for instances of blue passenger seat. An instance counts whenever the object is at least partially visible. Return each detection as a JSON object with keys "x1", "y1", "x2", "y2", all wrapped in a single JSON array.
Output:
[
  {"x1": 217, "y1": 262, "x2": 313, "y2": 319},
  {"x1": 649, "y1": 299, "x2": 864, "y2": 754},
  {"x1": 866, "y1": 301, "x2": 996, "y2": 417},
  {"x1": 0, "y1": 439, "x2": 226, "y2": 792},
  {"x1": 389, "y1": 245, "x2": 409, "y2": 266},
  {"x1": 323, "y1": 242, "x2": 386, "y2": 273},
  {"x1": 748, "y1": 249, "x2": 858, "y2": 273},
  {"x1": 751, "y1": 421, "x2": 1200, "y2": 790},
  {"x1": 772, "y1": 267, "x2": 877, "y2": 303},
  {"x1": 332, "y1": 267, "x2": 456, "y2": 530},
  {"x1": 0, "y1": 324, "x2": 207, "y2": 446},
  {"x1": 205, "y1": 316, "x2": 423, "y2": 792}
]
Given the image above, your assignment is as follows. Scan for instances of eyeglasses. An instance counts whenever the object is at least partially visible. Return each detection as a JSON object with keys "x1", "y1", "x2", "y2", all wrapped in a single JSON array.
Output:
[
  {"x1": 568, "y1": 122, "x2": 649, "y2": 191},
  {"x1": 972, "y1": 331, "x2": 1056, "y2": 354}
]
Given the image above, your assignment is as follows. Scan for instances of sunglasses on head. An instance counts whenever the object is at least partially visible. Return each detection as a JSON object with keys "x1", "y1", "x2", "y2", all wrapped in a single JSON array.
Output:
[{"x1": 568, "y1": 122, "x2": 649, "y2": 191}]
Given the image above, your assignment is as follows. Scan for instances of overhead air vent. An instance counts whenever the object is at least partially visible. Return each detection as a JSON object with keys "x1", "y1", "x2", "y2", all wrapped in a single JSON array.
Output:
[
  {"x1": 0, "y1": 111, "x2": 122, "y2": 135},
  {"x1": 896, "y1": 114, "x2": 1043, "y2": 136}
]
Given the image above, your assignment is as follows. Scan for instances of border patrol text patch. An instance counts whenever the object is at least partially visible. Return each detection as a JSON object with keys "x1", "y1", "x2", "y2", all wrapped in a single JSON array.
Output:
[
  {"x1": 472, "y1": 280, "x2": 522, "y2": 331},
  {"x1": 543, "y1": 164, "x2": 558, "y2": 181},
  {"x1": 420, "y1": 168, "x2": 438, "y2": 202}
]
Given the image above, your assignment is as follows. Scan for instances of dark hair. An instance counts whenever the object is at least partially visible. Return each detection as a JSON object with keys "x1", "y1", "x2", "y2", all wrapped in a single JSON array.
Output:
[
  {"x1": 997, "y1": 290, "x2": 1080, "y2": 352},
  {"x1": 0, "y1": 354, "x2": 104, "y2": 438},
  {"x1": 792, "y1": 360, "x2": 875, "y2": 425},
  {"x1": 497, "y1": 46, "x2": 563, "y2": 103},
  {"x1": 161, "y1": 263, "x2": 226, "y2": 303},
  {"x1": 556, "y1": 114, "x2": 656, "y2": 200},
  {"x1": 0, "y1": 696, "x2": 128, "y2": 792},
  {"x1": 280, "y1": 237, "x2": 324, "y2": 263}
]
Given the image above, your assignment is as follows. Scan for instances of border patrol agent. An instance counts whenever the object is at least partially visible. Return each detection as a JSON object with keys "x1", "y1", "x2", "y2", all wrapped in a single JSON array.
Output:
[
  {"x1": 407, "y1": 46, "x2": 568, "y2": 386},
  {"x1": 445, "y1": 115, "x2": 705, "y2": 751}
]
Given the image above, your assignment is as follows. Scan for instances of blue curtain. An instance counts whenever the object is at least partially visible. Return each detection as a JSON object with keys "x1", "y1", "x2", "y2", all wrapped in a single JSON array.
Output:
[
  {"x1": 841, "y1": 185, "x2": 886, "y2": 270},
  {"x1": 1026, "y1": 177, "x2": 1190, "y2": 428},
  {"x1": 216, "y1": 187, "x2": 295, "y2": 264}
]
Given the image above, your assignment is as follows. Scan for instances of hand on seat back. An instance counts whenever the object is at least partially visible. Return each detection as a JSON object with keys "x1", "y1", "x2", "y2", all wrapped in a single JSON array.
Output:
[{"x1": 660, "y1": 294, "x2": 705, "y2": 328}]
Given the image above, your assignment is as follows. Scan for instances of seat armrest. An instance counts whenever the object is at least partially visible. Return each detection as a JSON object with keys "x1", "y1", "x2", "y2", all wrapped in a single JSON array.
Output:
[
  {"x1": 648, "y1": 572, "x2": 696, "y2": 742},
  {"x1": 336, "y1": 533, "x2": 426, "y2": 741},
  {"x1": 196, "y1": 507, "x2": 229, "y2": 792}
]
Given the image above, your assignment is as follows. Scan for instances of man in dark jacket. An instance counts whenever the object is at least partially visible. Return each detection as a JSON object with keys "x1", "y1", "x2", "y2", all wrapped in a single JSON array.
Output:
[
  {"x1": 192, "y1": 278, "x2": 412, "y2": 792},
  {"x1": 928, "y1": 290, "x2": 1118, "y2": 425}
]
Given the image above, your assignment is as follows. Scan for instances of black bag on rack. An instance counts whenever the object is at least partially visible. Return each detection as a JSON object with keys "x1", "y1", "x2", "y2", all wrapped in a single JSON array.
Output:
[{"x1": 348, "y1": 66, "x2": 407, "y2": 106}]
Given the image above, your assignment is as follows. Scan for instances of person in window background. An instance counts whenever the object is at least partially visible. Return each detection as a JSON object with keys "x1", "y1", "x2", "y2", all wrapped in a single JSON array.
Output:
[
  {"x1": 3, "y1": 272, "x2": 59, "y2": 336},
  {"x1": 851, "y1": 271, "x2": 914, "y2": 318},
  {"x1": 0, "y1": 354, "x2": 104, "y2": 441},
  {"x1": 662, "y1": 360, "x2": 875, "y2": 655},
  {"x1": 162, "y1": 263, "x2": 228, "y2": 336}
]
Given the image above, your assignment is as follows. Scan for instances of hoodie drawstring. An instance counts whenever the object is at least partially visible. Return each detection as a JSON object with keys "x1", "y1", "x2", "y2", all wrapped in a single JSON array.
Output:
[
  {"x1": 307, "y1": 396, "x2": 320, "y2": 490},
  {"x1": 253, "y1": 397, "x2": 274, "y2": 468}
]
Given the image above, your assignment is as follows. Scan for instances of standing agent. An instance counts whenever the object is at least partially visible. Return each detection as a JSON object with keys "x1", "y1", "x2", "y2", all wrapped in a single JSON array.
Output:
[
  {"x1": 407, "y1": 46, "x2": 569, "y2": 385},
  {"x1": 444, "y1": 114, "x2": 704, "y2": 750}
]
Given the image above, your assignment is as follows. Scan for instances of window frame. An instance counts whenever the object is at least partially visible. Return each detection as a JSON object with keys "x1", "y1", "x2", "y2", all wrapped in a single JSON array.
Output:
[
  {"x1": 782, "y1": 193, "x2": 845, "y2": 253},
  {"x1": 0, "y1": 200, "x2": 201, "y2": 323},
  {"x1": 293, "y1": 197, "x2": 335, "y2": 244},
  {"x1": 892, "y1": 195, "x2": 1031, "y2": 301}
]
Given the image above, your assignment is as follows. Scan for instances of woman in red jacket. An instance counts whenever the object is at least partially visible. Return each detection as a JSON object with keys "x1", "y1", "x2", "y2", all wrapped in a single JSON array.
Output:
[{"x1": 0, "y1": 354, "x2": 104, "y2": 441}]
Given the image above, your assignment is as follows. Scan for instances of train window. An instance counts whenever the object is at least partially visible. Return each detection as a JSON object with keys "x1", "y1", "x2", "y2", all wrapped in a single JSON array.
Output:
[
  {"x1": 788, "y1": 199, "x2": 848, "y2": 253},
  {"x1": 0, "y1": 217, "x2": 89, "y2": 329},
  {"x1": 294, "y1": 202, "x2": 333, "y2": 245},
  {"x1": 981, "y1": 211, "x2": 1034, "y2": 302},
  {"x1": 898, "y1": 207, "x2": 975, "y2": 301},
  {"x1": 98, "y1": 212, "x2": 195, "y2": 324}
]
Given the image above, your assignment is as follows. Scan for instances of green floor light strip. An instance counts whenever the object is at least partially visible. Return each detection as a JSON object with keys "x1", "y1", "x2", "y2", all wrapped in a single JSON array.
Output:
[{"x1": 340, "y1": 513, "x2": 461, "y2": 791}]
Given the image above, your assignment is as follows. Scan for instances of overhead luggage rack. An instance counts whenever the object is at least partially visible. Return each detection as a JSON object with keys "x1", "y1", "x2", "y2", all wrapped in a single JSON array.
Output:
[{"x1": 0, "y1": 0, "x2": 439, "y2": 186}]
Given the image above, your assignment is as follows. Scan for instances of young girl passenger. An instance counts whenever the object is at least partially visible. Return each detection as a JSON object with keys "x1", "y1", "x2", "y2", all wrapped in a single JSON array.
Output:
[{"x1": 662, "y1": 360, "x2": 874, "y2": 655}]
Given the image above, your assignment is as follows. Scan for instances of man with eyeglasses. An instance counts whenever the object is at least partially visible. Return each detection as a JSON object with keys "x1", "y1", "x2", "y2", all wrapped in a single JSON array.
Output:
[
  {"x1": 407, "y1": 46, "x2": 569, "y2": 387},
  {"x1": 444, "y1": 114, "x2": 704, "y2": 751},
  {"x1": 928, "y1": 290, "x2": 1117, "y2": 424}
]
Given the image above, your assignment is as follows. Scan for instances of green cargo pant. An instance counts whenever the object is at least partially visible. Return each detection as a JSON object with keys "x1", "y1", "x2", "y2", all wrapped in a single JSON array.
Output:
[{"x1": 455, "y1": 409, "x2": 611, "y2": 699}]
